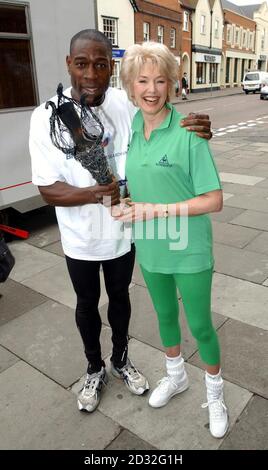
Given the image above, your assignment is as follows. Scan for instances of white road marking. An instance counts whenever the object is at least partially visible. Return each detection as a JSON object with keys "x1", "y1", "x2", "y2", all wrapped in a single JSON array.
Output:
[{"x1": 213, "y1": 115, "x2": 267, "y2": 137}]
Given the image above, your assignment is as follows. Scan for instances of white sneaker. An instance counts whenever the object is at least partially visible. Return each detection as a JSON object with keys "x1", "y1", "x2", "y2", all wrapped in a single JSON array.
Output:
[
  {"x1": 111, "y1": 358, "x2": 149, "y2": 395},
  {"x1": 202, "y1": 398, "x2": 229, "y2": 438},
  {"x1": 149, "y1": 373, "x2": 189, "y2": 408},
  {"x1": 77, "y1": 367, "x2": 107, "y2": 413}
]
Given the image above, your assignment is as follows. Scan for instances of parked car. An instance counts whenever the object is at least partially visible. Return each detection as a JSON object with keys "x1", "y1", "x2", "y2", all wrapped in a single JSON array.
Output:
[
  {"x1": 260, "y1": 84, "x2": 268, "y2": 100},
  {"x1": 242, "y1": 71, "x2": 268, "y2": 94}
]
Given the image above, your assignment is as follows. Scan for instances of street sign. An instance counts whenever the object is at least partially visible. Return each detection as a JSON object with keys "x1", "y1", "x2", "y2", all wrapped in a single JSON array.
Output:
[{"x1": 112, "y1": 49, "x2": 125, "y2": 58}]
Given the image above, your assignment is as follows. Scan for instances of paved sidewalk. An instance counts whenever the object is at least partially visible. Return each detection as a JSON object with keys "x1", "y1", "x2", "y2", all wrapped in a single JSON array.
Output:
[
  {"x1": 171, "y1": 86, "x2": 244, "y2": 105},
  {"x1": 0, "y1": 98, "x2": 267, "y2": 451}
]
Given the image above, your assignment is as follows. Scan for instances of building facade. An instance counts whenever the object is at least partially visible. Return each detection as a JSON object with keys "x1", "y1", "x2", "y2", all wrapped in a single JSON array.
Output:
[
  {"x1": 180, "y1": 2, "x2": 193, "y2": 82},
  {"x1": 134, "y1": 0, "x2": 182, "y2": 72},
  {"x1": 222, "y1": 0, "x2": 256, "y2": 87},
  {"x1": 183, "y1": 0, "x2": 224, "y2": 92},
  {"x1": 96, "y1": 0, "x2": 135, "y2": 88},
  {"x1": 249, "y1": 1, "x2": 268, "y2": 72}
]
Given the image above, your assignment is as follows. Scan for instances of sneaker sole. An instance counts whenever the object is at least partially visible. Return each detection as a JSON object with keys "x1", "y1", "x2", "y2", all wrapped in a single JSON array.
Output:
[
  {"x1": 149, "y1": 381, "x2": 189, "y2": 408},
  {"x1": 111, "y1": 366, "x2": 150, "y2": 395}
]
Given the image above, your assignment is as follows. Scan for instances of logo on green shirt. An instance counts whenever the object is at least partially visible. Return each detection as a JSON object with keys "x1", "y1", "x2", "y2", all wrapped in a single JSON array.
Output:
[{"x1": 156, "y1": 155, "x2": 172, "y2": 168}]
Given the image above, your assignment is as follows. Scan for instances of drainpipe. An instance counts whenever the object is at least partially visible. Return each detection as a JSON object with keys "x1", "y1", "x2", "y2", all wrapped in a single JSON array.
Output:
[
  {"x1": 210, "y1": 9, "x2": 213, "y2": 95},
  {"x1": 190, "y1": 11, "x2": 193, "y2": 92}
]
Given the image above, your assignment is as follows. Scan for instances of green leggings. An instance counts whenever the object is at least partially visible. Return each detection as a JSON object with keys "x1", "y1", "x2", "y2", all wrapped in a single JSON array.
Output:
[{"x1": 141, "y1": 267, "x2": 220, "y2": 366}]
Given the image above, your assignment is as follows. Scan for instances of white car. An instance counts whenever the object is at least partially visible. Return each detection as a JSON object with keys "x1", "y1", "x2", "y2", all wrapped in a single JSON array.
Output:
[{"x1": 260, "y1": 85, "x2": 268, "y2": 100}]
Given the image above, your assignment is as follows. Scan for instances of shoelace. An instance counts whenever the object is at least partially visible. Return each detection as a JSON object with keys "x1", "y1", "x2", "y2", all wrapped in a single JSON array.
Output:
[
  {"x1": 201, "y1": 399, "x2": 227, "y2": 421},
  {"x1": 156, "y1": 376, "x2": 177, "y2": 392},
  {"x1": 122, "y1": 362, "x2": 141, "y2": 381},
  {"x1": 83, "y1": 374, "x2": 105, "y2": 397}
]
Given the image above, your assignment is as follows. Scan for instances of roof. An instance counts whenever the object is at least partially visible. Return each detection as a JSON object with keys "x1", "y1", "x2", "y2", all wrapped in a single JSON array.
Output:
[
  {"x1": 221, "y1": 0, "x2": 261, "y2": 19},
  {"x1": 179, "y1": 0, "x2": 198, "y2": 11}
]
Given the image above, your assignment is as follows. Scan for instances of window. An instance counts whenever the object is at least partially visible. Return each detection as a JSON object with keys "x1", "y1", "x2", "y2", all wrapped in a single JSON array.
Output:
[
  {"x1": 157, "y1": 25, "x2": 164, "y2": 43},
  {"x1": 234, "y1": 58, "x2": 238, "y2": 82},
  {"x1": 170, "y1": 28, "x2": 176, "y2": 48},
  {"x1": 249, "y1": 32, "x2": 253, "y2": 49},
  {"x1": 196, "y1": 62, "x2": 206, "y2": 84},
  {"x1": 183, "y1": 12, "x2": 189, "y2": 32},
  {"x1": 0, "y1": 3, "x2": 37, "y2": 110},
  {"x1": 210, "y1": 63, "x2": 218, "y2": 83},
  {"x1": 225, "y1": 57, "x2": 230, "y2": 83},
  {"x1": 215, "y1": 20, "x2": 219, "y2": 39},
  {"x1": 243, "y1": 31, "x2": 247, "y2": 48},
  {"x1": 235, "y1": 28, "x2": 239, "y2": 45},
  {"x1": 200, "y1": 15, "x2": 206, "y2": 35},
  {"x1": 143, "y1": 22, "x2": 150, "y2": 41},
  {"x1": 241, "y1": 59, "x2": 245, "y2": 80},
  {"x1": 261, "y1": 30, "x2": 265, "y2": 50},
  {"x1": 110, "y1": 61, "x2": 120, "y2": 89},
  {"x1": 103, "y1": 17, "x2": 118, "y2": 46},
  {"x1": 227, "y1": 25, "x2": 231, "y2": 43}
]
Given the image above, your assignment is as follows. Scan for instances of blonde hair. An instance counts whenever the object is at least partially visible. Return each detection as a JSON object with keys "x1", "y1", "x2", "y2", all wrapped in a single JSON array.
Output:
[{"x1": 120, "y1": 42, "x2": 179, "y2": 104}]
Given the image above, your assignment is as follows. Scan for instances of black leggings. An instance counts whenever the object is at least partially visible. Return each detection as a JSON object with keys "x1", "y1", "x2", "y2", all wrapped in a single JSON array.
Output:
[{"x1": 66, "y1": 244, "x2": 135, "y2": 373}]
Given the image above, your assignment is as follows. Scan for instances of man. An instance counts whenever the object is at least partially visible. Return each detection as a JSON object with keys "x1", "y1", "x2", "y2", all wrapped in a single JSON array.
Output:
[
  {"x1": 29, "y1": 29, "x2": 212, "y2": 414},
  {"x1": 182, "y1": 72, "x2": 189, "y2": 100}
]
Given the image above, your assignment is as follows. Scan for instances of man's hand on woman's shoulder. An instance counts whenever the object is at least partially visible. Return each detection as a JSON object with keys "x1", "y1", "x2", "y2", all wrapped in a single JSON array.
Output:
[{"x1": 180, "y1": 113, "x2": 212, "y2": 140}]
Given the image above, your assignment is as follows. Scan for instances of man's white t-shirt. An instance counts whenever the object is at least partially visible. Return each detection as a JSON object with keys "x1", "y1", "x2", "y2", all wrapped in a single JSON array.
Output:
[{"x1": 30, "y1": 87, "x2": 136, "y2": 260}]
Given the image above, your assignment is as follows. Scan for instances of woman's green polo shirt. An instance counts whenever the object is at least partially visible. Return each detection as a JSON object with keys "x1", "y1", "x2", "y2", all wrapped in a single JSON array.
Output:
[{"x1": 125, "y1": 104, "x2": 221, "y2": 274}]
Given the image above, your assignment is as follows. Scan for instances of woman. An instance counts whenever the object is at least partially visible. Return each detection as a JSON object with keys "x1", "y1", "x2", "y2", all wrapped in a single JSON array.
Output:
[{"x1": 114, "y1": 42, "x2": 228, "y2": 439}]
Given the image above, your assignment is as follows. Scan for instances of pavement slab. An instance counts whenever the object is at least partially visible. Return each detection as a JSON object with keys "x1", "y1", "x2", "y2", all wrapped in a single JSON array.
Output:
[
  {"x1": 212, "y1": 273, "x2": 268, "y2": 330},
  {"x1": 8, "y1": 241, "x2": 62, "y2": 282},
  {"x1": 245, "y1": 232, "x2": 268, "y2": 255},
  {"x1": 219, "y1": 172, "x2": 265, "y2": 186},
  {"x1": 0, "y1": 361, "x2": 120, "y2": 450},
  {"x1": 21, "y1": 259, "x2": 110, "y2": 309},
  {"x1": 106, "y1": 430, "x2": 156, "y2": 450},
  {"x1": 222, "y1": 183, "x2": 268, "y2": 198},
  {"x1": 0, "y1": 345, "x2": 19, "y2": 374},
  {"x1": 256, "y1": 178, "x2": 268, "y2": 188},
  {"x1": 214, "y1": 243, "x2": 268, "y2": 283},
  {"x1": 0, "y1": 279, "x2": 46, "y2": 326},
  {"x1": 98, "y1": 339, "x2": 252, "y2": 450},
  {"x1": 0, "y1": 300, "x2": 113, "y2": 387},
  {"x1": 225, "y1": 194, "x2": 268, "y2": 213},
  {"x1": 212, "y1": 221, "x2": 260, "y2": 249},
  {"x1": 220, "y1": 396, "x2": 268, "y2": 450},
  {"x1": 211, "y1": 206, "x2": 244, "y2": 223},
  {"x1": 43, "y1": 241, "x2": 64, "y2": 257},
  {"x1": 189, "y1": 319, "x2": 268, "y2": 398},
  {"x1": 230, "y1": 209, "x2": 268, "y2": 231},
  {"x1": 27, "y1": 224, "x2": 61, "y2": 248}
]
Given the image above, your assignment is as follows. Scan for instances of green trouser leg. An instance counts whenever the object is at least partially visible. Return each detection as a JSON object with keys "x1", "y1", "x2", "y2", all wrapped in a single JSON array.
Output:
[{"x1": 141, "y1": 267, "x2": 220, "y2": 366}]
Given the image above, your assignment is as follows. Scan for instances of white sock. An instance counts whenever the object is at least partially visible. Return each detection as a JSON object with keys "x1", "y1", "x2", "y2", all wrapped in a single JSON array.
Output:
[
  {"x1": 206, "y1": 370, "x2": 222, "y2": 383},
  {"x1": 166, "y1": 354, "x2": 185, "y2": 384}
]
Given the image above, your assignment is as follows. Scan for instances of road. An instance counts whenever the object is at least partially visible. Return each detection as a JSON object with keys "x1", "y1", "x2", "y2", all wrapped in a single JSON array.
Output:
[{"x1": 175, "y1": 93, "x2": 268, "y2": 133}]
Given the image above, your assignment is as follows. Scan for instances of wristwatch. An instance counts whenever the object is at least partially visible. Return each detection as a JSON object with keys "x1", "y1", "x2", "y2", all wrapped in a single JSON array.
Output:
[{"x1": 163, "y1": 204, "x2": 169, "y2": 218}]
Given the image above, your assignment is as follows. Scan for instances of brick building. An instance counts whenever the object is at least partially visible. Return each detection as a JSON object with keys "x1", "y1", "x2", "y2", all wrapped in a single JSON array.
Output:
[
  {"x1": 133, "y1": 0, "x2": 182, "y2": 73},
  {"x1": 222, "y1": 0, "x2": 256, "y2": 87}
]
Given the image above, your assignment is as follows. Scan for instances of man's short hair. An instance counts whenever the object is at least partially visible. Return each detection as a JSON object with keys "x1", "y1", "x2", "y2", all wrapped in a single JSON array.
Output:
[{"x1": 70, "y1": 29, "x2": 112, "y2": 58}]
